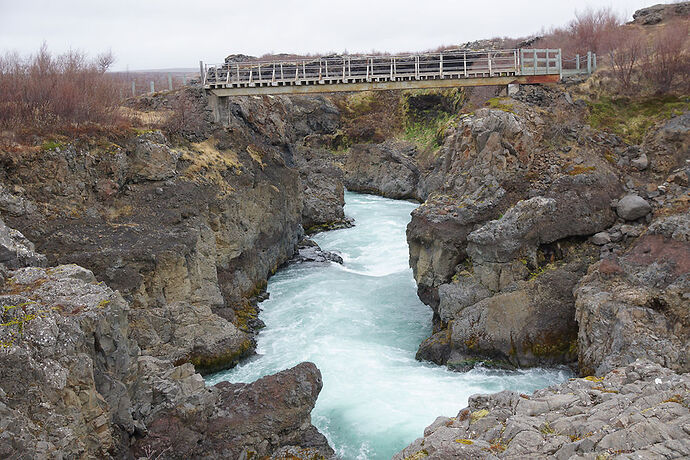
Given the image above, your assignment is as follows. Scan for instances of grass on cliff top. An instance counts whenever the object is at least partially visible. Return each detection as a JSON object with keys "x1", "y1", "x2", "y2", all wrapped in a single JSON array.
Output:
[{"x1": 587, "y1": 95, "x2": 689, "y2": 144}]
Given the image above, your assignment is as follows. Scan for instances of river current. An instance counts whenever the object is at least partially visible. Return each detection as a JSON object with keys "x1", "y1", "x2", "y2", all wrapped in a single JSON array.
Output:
[{"x1": 207, "y1": 191, "x2": 571, "y2": 459}]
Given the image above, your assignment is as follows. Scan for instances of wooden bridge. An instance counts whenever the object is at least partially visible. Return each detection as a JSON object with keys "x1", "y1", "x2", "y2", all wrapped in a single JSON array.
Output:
[{"x1": 202, "y1": 49, "x2": 596, "y2": 97}]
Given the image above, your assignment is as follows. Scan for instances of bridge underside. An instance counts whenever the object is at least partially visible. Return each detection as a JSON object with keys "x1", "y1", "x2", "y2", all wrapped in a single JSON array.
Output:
[{"x1": 209, "y1": 74, "x2": 560, "y2": 97}]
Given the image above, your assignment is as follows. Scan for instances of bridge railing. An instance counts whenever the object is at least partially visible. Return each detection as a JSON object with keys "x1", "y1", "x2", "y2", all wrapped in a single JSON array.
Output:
[{"x1": 202, "y1": 48, "x2": 592, "y2": 90}]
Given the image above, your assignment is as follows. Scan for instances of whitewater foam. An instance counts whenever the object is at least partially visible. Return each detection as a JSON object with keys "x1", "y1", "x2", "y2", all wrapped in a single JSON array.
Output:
[{"x1": 207, "y1": 191, "x2": 571, "y2": 459}]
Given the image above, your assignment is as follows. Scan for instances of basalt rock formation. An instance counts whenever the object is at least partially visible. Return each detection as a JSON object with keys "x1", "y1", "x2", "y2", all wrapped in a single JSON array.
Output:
[
  {"x1": 0, "y1": 89, "x2": 351, "y2": 374},
  {"x1": 394, "y1": 360, "x2": 690, "y2": 459},
  {"x1": 0, "y1": 88, "x2": 345, "y2": 457},
  {"x1": 0, "y1": 219, "x2": 333, "y2": 459},
  {"x1": 399, "y1": 81, "x2": 689, "y2": 374}
]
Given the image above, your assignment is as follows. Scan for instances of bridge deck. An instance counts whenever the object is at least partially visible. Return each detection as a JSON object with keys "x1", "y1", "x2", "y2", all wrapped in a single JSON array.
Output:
[{"x1": 203, "y1": 49, "x2": 594, "y2": 96}]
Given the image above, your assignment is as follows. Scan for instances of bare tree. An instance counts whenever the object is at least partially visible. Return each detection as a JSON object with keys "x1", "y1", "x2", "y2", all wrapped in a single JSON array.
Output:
[
  {"x1": 642, "y1": 20, "x2": 690, "y2": 93},
  {"x1": 606, "y1": 27, "x2": 645, "y2": 92},
  {"x1": 97, "y1": 50, "x2": 115, "y2": 73}
]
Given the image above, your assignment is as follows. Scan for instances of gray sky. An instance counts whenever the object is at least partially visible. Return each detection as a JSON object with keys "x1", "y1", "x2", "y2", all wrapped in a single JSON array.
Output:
[{"x1": 0, "y1": 0, "x2": 663, "y2": 71}]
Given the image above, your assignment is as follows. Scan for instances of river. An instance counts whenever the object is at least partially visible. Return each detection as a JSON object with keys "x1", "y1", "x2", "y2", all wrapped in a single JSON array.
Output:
[{"x1": 207, "y1": 191, "x2": 571, "y2": 459}]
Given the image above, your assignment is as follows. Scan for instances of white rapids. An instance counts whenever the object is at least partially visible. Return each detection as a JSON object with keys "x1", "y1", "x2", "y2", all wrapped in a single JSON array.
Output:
[{"x1": 207, "y1": 191, "x2": 571, "y2": 459}]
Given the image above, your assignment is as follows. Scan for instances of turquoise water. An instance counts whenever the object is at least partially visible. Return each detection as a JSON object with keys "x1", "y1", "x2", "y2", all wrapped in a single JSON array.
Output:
[{"x1": 207, "y1": 191, "x2": 571, "y2": 459}]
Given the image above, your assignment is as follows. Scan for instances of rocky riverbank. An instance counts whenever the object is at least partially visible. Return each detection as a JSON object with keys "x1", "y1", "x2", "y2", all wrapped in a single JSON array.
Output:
[
  {"x1": 0, "y1": 88, "x2": 348, "y2": 457},
  {"x1": 394, "y1": 360, "x2": 690, "y2": 459},
  {"x1": 0, "y1": 217, "x2": 334, "y2": 458}
]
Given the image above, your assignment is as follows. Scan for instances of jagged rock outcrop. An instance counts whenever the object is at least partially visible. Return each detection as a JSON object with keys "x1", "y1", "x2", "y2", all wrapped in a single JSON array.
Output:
[
  {"x1": 0, "y1": 264, "x2": 138, "y2": 457},
  {"x1": 0, "y1": 214, "x2": 46, "y2": 270},
  {"x1": 292, "y1": 238, "x2": 343, "y2": 265},
  {"x1": 0, "y1": 258, "x2": 332, "y2": 458},
  {"x1": 407, "y1": 94, "x2": 624, "y2": 368},
  {"x1": 632, "y1": 1, "x2": 690, "y2": 25},
  {"x1": 296, "y1": 146, "x2": 349, "y2": 233},
  {"x1": 344, "y1": 140, "x2": 421, "y2": 200},
  {"x1": 394, "y1": 360, "x2": 690, "y2": 460},
  {"x1": 132, "y1": 362, "x2": 333, "y2": 459},
  {"x1": 407, "y1": 107, "x2": 536, "y2": 308},
  {"x1": 575, "y1": 212, "x2": 690, "y2": 376}
]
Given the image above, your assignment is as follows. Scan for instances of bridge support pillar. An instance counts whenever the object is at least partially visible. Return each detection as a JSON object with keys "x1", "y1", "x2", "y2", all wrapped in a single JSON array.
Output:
[{"x1": 207, "y1": 92, "x2": 225, "y2": 124}]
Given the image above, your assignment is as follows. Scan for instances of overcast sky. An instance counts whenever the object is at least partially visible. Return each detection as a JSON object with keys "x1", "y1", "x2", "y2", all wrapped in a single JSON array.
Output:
[{"x1": 0, "y1": 0, "x2": 664, "y2": 71}]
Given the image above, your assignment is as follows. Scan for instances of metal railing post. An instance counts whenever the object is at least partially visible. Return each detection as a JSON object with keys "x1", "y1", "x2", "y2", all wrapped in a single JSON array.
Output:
[
  {"x1": 488, "y1": 52, "x2": 492, "y2": 76},
  {"x1": 558, "y1": 49, "x2": 562, "y2": 78},
  {"x1": 533, "y1": 49, "x2": 537, "y2": 75},
  {"x1": 199, "y1": 60, "x2": 204, "y2": 83},
  {"x1": 150, "y1": 81, "x2": 154, "y2": 93},
  {"x1": 587, "y1": 51, "x2": 592, "y2": 75},
  {"x1": 439, "y1": 53, "x2": 443, "y2": 78},
  {"x1": 593, "y1": 53, "x2": 597, "y2": 72},
  {"x1": 464, "y1": 52, "x2": 467, "y2": 77},
  {"x1": 575, "y1": 54, "x2": 580, "y2": 71}
]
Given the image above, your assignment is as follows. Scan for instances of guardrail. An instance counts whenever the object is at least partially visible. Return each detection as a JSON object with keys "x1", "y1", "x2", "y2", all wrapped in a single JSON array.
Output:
[{"x1": 201, "y1": 48, "x2": 595, "y2": 93}]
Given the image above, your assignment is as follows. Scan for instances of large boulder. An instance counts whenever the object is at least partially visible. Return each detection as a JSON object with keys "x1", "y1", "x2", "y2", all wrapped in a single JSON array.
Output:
[
  {"x1": 394, "y1": 360, "x2": 690, "y2": 460},
  {"x1": 129, "y1": 301, "x2": 252, "y2": 374},
  {"x1": 131, "y1": 362, "x2": 334, "y2": 460},
  {"x1": 616, "y1": 194, "x2": 652, "y2": 221}
]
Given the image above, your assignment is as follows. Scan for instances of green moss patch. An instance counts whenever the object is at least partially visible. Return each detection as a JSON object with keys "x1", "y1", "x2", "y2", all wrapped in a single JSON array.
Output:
[{"x1": 587, "y1": 95, "x2": 689, "y2": 144}]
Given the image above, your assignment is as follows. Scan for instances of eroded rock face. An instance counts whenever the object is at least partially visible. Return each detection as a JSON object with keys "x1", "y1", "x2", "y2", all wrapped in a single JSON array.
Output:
[
  {"x1": 0, "y1": 264, "x2": 137, "y2": 458},
  {"x1": 394, "y1": 360, "x2": 690, "y2": 460},
  {"x1": 0, "y1": 98, "x2": 315, "y2": 370},
  {"x1": 344, "y1": 140, "x2": 420, "y2": 200},
  {"x1": 576, "y1": 213, "x2": 690, "y2": 376},
  {"x1": 297, "y1": 146, "x2": 348, "y2": 233}
]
